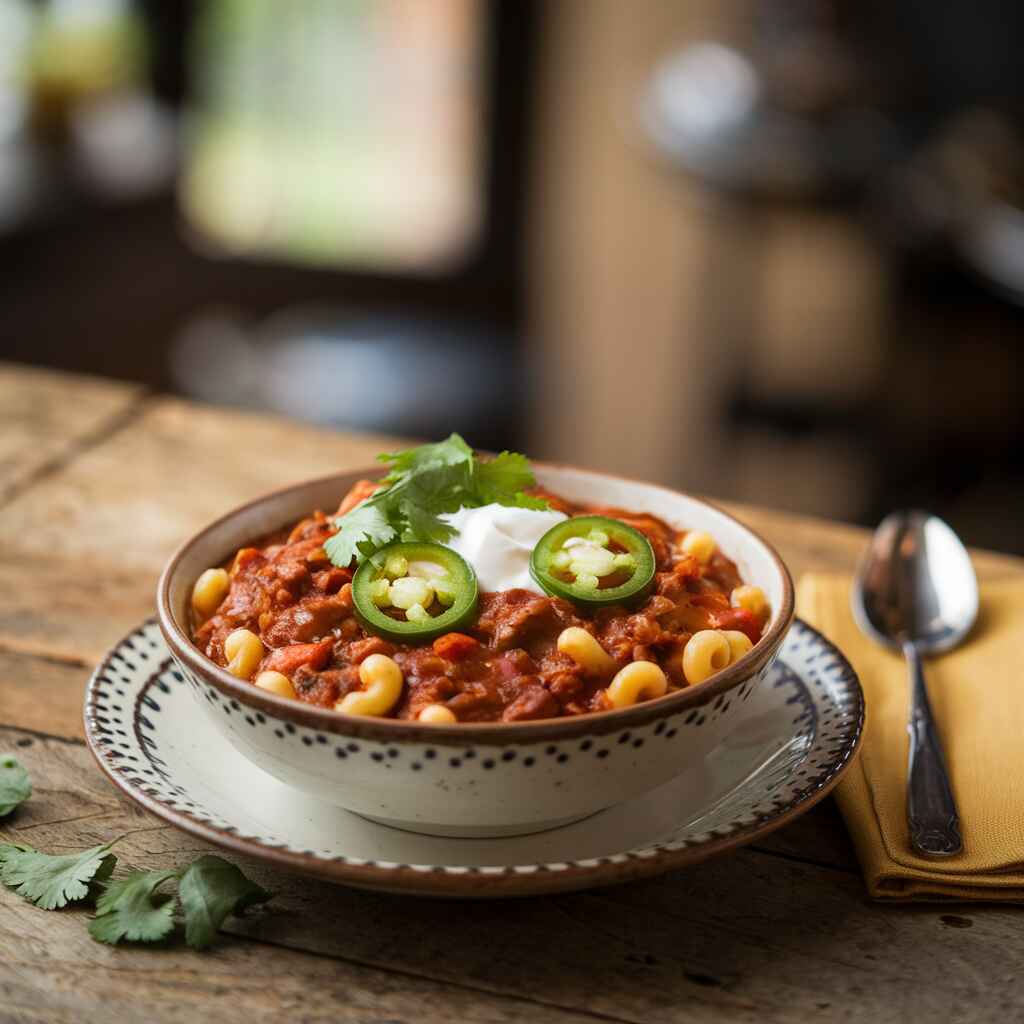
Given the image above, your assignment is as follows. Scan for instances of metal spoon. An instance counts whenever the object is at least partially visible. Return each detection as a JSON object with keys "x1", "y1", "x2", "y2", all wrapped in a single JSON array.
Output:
[{"x1": 852, "y1": 510, "x2": 978, "y2": 857}]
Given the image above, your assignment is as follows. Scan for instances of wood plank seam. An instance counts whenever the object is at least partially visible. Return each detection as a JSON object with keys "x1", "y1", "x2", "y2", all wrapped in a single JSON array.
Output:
[
  {"x1": 0, "y1": 644, "x2": 92, "y2": 670},
  {"x1": 227, "y1": 932, "x2": 649, "y2": 1024},
  {"x1": 746, "y1": 843, "x2": 859, "y2": 876},
  {"x1": 0, "y1": 391, "x2": 152, "y2": 511},
  {"x1": 1, "y1": 724, "x2": 87, "y2": 747}
]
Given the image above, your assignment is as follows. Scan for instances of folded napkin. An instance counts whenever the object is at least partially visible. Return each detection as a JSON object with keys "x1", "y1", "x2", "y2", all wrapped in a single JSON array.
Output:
[{"x1": 799, "y1": 573, "x2": 1024, "y2": 901}]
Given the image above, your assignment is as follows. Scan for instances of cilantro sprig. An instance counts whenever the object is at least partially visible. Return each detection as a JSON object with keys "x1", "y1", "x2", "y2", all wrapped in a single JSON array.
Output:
[
  {"x1": 86, "y1": 855, "x2": 269, "y2": 948},
  {"x1": 0, "y1": 828, "x2": 269, "y2": 949},
  {"x1": 324, "y1": 433, "x2": 549, "y2": 567},
  {"x1": 177, "y1": 855, "x2": 271, "y2": 950},
  {"x1": 89, "y1": 868, "x2": 178, "y2": 945},
  {"x1": 0, "y1": 840, "x2": 116, "y2": 909}
]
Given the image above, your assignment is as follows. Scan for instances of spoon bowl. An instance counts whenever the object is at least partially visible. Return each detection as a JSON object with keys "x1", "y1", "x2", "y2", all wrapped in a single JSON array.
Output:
[{"x1": 853, "y1": 511, "x2": 978, "y2": 655}]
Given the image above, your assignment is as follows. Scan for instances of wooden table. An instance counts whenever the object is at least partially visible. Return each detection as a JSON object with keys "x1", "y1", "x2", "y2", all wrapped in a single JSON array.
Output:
[{"x1": 3, "y1": 363, "x2": 1022, "y2": 1024}]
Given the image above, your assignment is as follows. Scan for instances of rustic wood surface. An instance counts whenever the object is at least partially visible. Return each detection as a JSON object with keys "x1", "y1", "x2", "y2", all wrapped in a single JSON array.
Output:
[{"x1": 1, "y1": 363, "x2": 1022, "y2": 1023}]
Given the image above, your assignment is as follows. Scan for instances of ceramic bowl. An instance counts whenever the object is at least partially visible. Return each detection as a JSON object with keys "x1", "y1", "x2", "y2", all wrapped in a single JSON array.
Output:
[{"x1": 157, "y1": 465, "x2": 795, "y2": 838}]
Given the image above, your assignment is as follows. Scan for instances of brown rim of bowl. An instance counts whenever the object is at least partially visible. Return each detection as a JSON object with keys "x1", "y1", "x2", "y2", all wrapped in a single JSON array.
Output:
[
  {"x1": 157, "y1": 461, "x2": 796, "y2": 746},
  {"x1": 84, "y1": 617, "x2": 863, "y2": 898}
]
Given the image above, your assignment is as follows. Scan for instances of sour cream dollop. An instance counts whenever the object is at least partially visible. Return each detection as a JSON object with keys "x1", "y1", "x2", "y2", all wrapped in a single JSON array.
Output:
[{"x1": 441, "y1": 503, "x2": 568, "y2": 594}]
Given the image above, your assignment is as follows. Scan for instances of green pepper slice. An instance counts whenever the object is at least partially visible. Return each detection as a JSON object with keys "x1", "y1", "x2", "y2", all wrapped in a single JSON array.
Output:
[
  {"x1": 530, "y1": 515, "x2": 656, "y2": 609},
  {"x1": 352, "y1": 541, "x2": 479, "y2": 643}
]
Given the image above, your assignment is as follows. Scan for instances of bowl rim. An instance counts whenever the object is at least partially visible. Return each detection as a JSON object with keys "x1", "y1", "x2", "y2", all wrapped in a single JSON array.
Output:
[{"x1": 157, "y1": 461, "x2": 795, "y2": 745}]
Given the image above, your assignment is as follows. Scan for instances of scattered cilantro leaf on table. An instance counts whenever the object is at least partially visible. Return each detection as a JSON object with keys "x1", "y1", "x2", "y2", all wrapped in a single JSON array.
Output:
[
  {"x1": 0, "y1": 790, "x2": 271, "y2": 951},
  {"x1": 0, "y1": 755, "x2": 31, "y2": 817},
  {"x1": 325, "y1": 433, "x2": 549, "y2": 566},
  {"x1": 0, "y1": 841, "x2": 116, "y2": 910},
  {"x1": 178, "y1": 855, "x2": 271, "y2": 950},
  {"x1": 88, "y1": 869, "x2": 178, "y2": 945}
]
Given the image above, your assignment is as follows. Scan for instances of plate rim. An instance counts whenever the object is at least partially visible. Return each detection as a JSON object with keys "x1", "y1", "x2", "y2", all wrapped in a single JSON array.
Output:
[{"x1": 84, "y1": 617, "x2": 864, "y2": 897}]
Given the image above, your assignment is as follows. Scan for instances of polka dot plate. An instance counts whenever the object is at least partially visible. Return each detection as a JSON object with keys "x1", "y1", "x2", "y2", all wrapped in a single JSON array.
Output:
[{"x1": 84, "y1": 618, "x2": 863, "y2": 897}]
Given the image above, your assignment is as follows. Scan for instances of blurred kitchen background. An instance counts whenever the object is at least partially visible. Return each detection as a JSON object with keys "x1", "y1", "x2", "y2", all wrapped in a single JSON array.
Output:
[{"x1": 2, "y1": 0, "x2": 1023, "y2": 553}]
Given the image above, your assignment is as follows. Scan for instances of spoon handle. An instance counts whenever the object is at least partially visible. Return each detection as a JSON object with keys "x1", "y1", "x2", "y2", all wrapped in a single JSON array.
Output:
[{"x1": 904, "y1": 641, "x2": 963, "y2": 857}]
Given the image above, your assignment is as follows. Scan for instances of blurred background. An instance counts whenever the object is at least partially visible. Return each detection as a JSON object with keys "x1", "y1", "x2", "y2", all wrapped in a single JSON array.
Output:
[{"x1": 1, "y1": 0, "x2": 1023, "y2": 553}]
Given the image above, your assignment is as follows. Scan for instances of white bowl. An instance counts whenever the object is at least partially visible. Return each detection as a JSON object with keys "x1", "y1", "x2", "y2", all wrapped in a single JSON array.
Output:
[{"x1": 158, "y1": 464, "x2": 794, "y2": 838}]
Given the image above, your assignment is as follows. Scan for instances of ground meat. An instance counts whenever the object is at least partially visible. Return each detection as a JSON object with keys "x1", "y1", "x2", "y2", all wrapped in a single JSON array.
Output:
[
  {"x1": 262, "y1": 592, "x2": 353, "y2": 647},
  {"x1": 286, "y1": 512, "x2": 332, "y2": 545},
  {"x1": 502, "y1": 683, "x2": 560, "y2": 722},
  {"x1": 311, "y1": 568, "x2": 348, "y2": 594},
  {"x1": 446, "y1": 683, "x2": 506, "y2": 722},
  {"x1": 347, "y1": 636, "x2": 396, "y2": 664},
  {"x1": 293, "y1": 666, "x2": 358, "y2": 708},
  {"x1": 401, "y1": 674, "x2": 459, "y2": 719},
  {"x1": 474, "y1": 590, "x2": 581, "y2": 657}
]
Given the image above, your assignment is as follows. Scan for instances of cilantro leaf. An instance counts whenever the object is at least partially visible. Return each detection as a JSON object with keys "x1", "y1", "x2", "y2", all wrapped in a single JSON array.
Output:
[
  {"x1": 0, "y1": 755, "x2": 31, "y2": 817},
  {"x1": 473, "y1": 450, "x2": 534, "y2": 498},
  {"x1": 399, "y1": 460, "x2": 474, "y2": 513},
  {"x1": 473, "y1": 451, "x2": 548, "y2": 509},
  {"x1": 178, "y1": 855, "x2": 270, "y2": 950},
  {"x1": 0, "y1": 841, "x2": 117, "y2": 910},
  {"x1": 324, "y1": 500, "x2": 396, "y2": 568},
  {"x1": 88, "y1": 869, "x2": 177, "y2": 945},
  {"x1": 378, "y1": 433, "x2": 473, "y2": 480},
  {"x1": 398, "y1": 499, "x2": 459, "y2": 546},
  {"x1": 506, "y1": 492, "x2": 551, "y2": 510},
  {"x1": 326, "y1": 434, "x2": 548, "y2": 565}
]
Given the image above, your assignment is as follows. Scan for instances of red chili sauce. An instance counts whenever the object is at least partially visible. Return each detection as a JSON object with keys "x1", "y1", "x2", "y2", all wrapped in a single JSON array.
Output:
[{"x1": 192, "y1": 482, "x2": 767, "y2": 722}]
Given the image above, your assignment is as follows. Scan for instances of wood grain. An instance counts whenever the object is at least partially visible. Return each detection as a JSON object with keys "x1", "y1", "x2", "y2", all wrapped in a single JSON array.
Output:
[
  {"x1": 3, "y1": 362, "x2": 1024, "y2": 1024},
  {"x1": 3, "y1": 728, "x2": 1022, "y2": 1024},
  {"x1": 0, "y1": 363, "x2": 143, "y2": 506},
  {"x1": 0, "y1": 650, "x2": 90, "y2": 740},
  {"x1": 2, "y1": 738, "x2": 595, "y2": 1024}
]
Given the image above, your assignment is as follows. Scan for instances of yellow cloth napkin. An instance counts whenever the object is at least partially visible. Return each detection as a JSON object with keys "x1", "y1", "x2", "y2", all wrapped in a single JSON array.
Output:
[{"x1": 798, "y1": 573, "x2": 1024, "y2": 901}]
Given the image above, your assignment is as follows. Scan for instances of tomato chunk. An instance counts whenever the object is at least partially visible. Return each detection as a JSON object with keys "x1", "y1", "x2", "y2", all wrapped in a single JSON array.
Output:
[
  {"x1": 711, "y1": 607, "x2": 762, "y2": 643},
  {"x1": 260, "y1": 639, "x2": 333, "y2": 677},
  {"x1": 433, "y1": 632, "x2": 480, "y2": 661},
  {"x1": 691, "y1": 591, "x2": 731, "y2": 612}
]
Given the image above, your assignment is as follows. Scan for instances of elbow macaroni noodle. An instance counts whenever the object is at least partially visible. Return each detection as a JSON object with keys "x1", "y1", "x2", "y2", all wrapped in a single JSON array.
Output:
[
  {"x1": 606, "y1": 661, "x2": 668, "y2": 709},
  {"x1": 224, "y1": 628, "x2": 264, "y2": 680},
  {"x1": 681, "y1": 531, "x2": 716, "y2": 565},
  {"x1": 192, "y1": 567, "x2": 229, "y2": 618},
  {"x1": 255, "y1": 670, "x2": 297, "y2": 699},
  {"x1": 682, "y1": 629, "x2": 731, "y2": 685},
  {"x1": 557, "y1": 627, "x2": 615, "y2": 676},
  {"x1": 722, "y1": 629, "x2": 753, "y2": 662},
  {"x1": 418, "y1": 703, "x2": 457, "y2": 724},
  {"x1": 682, "y1": 628, "x2": 754, "y2": 685},
  {"x1": 337, "y1": 653, "x2": 404, "y2": 717},
  {"x1": 731, "y1": 584, "x2": 768, "y2": 619}
]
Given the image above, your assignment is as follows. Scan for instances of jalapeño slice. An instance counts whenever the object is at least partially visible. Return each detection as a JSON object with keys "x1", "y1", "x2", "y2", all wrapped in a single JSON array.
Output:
[
  {"x1": 530, "y1": 515, "x2": 655, "y2": 609},
  {"x1": 352, "y1": 541, "x2": 478, "y2": 643}
]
